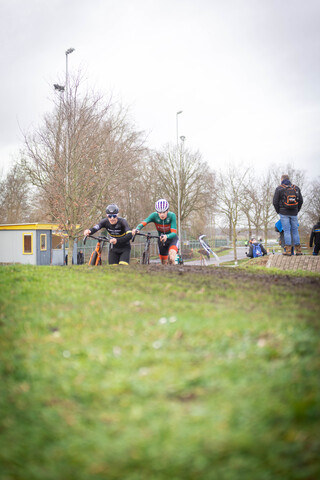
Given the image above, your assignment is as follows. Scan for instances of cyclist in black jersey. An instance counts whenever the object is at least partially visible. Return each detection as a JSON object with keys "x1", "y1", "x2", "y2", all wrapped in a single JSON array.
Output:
[{"x1": 84, "y1": 204, "x2": 132, "y2": 265}]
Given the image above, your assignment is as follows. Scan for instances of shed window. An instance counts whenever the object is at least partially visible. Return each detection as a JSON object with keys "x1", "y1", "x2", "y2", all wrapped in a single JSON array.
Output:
[
  {"x1": 23, "y1": 233, "x2": 33, "y2": 254},
  {"x1": 40, "y1": 234, "x2": 47, "y2": 251}
]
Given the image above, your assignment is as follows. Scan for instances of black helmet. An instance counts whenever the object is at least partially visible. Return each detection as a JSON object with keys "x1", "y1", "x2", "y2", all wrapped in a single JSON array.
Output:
[{"x1": 106, "y1": 204, "x2": 119, "y2": 215}]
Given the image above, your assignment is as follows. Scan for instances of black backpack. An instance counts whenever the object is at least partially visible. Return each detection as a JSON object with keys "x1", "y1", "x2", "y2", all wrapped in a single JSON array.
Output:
[{"x1": 281, "y1": 184, "x2": 299, "y2": 209}]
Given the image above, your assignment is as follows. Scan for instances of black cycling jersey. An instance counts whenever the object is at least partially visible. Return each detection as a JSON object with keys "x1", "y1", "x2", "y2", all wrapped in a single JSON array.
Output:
[{"x1": 89, "y1": 217, "x2": 132, "y2": 247}]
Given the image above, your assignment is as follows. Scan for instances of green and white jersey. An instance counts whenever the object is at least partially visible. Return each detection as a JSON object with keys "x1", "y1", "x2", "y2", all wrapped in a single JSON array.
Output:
[{"x1": 136, "y1": 211, "x2": 177, "y2": 240}]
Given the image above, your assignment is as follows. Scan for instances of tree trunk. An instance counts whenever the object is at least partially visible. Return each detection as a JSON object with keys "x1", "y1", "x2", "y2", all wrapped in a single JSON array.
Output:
[
  {"x1": 233, "y1": 223, "x2": 237, "y2": 262},
  {"x1": 248, "y1": 218, "x2": 252, "y2": 240},
  {"x1": 67, "y1": 236, "x2": 75, "y2": 266},
  {"x1": 264, "y1": 226, "x2": 268, "y2": 249}
]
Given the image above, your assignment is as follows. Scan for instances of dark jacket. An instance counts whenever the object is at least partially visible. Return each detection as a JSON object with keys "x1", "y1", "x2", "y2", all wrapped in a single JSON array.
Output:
[
  {"x1": 246, "y1": 242, "x2": 268, "y2": 258},
  {"x1": 77, "y1": 251, "x2": 84, "y2": 264},
  {"x1": 273, "y1": 181, "x2": 303, "y2": 216},
  {"x1": 309, "y1": 221, "x2": 320, "y2": 247},
  {"x1": 89, "y1": 217, "x2": 132, "y2": 248}
]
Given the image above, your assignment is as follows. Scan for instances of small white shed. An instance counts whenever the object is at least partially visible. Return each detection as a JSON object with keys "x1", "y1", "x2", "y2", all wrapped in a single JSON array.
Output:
[
  {"x1": 0, "y1": 223, "x2": 56, "y2": 265},
  {"x1": 0, "y1": 223, "x2": 80, "y2": 265}
]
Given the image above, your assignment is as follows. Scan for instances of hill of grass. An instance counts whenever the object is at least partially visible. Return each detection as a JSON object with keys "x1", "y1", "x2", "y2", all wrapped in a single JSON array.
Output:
[{"x1": 0, "y1": 264, "x2": 319, "y2": 480}]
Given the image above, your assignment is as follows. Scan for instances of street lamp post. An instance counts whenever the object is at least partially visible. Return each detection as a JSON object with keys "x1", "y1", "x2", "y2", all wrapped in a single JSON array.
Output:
[
  {"x1": 176, "y1": 110, "x2": 183, "y2": 259},
  {"x1": 65, "y1": 48, "x2": 74, "y2": 208},
  {"x1": 65, "y1": 48, "x2": 75, "y2": 94},
  {"x1": 179, "y1": 135, "x2": 186, "y2": 254}
]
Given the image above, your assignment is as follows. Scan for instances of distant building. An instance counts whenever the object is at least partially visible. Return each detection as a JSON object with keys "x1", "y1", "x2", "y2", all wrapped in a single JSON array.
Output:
[{"x1": 0, "y1": 223, "x2": 77, "y2": 265}]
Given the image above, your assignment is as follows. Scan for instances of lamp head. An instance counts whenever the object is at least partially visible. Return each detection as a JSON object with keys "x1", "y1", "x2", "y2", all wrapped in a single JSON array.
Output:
[
  {"x1": 54, "y1": 84, "x2": 65, "y2": 92},
  {"x1": 65, "y1": 48, "x2": 75, "y2": 55}
]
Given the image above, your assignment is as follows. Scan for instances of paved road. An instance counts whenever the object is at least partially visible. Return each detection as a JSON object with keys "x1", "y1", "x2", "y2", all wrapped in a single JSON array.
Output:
[{"x1": 185, "y1": 247, "x2": 248, "y2": 266}]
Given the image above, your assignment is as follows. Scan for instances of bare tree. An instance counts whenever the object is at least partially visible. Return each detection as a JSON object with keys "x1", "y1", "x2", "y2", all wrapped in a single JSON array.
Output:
[
  {"x1": 271, "y1": 163, "x2": 307, "y2": 192},
  {"x1": 152, "y1": 144, "x2": 216, "y2": 231},
  {"x1": 240, "y1": 173, "x2": 263, "y2": 240},
  {"x1": 0, "y1": 161, "x2": 35, "y2": 224},
  {"x1": 216, "y1": 165, "x2": 250, "y2": 261},
  {"x1": 259, "y1": 170, "x2": 278, "y2": 245},
  {"x1": 21, "y1": 74, "x2": 145, "y2": 264},
  {"x1": 106, "y1": 151, "x2": 154, "y2": 228},
  {"x1": 185, "y1": 206, "x2": 218, "y2": 239},
  {"x1": 303, "y1": 176, "x2": 320, "y2": 226}
]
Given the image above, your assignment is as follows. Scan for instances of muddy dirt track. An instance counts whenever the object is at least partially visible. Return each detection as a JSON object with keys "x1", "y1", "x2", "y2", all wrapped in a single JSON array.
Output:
[{"x1": 132, "y1": 263, "x2": 320, "y2": 289}]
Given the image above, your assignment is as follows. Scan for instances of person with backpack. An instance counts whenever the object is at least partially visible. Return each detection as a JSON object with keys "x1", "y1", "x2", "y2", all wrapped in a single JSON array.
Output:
[
  {"x1": 273, "y1": 174, "x2": 303, "y2": 256},
  {"x1": 309, "y1": 217, "x2": 320, "y2": 256},
  {"x1": 246, "y1": 237, "x2": 267, "y2": 258}
]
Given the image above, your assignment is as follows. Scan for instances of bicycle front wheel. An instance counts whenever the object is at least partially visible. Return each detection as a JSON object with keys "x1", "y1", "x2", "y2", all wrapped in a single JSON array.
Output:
[
  {"x1": 89, "y1": 251, "x2": 98, "y2": 266},
  {"x1": 142, "y1": 252, "x2": 150, "y2": 264}
]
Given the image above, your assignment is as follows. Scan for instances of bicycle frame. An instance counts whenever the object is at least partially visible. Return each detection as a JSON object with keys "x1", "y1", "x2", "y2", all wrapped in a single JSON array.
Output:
[
  {"x1": 84, "y1": 234, "x2": 110, "y2": 266},
  {"x1": 133, "y1": 232, "x2": 159, "y2": 264}
]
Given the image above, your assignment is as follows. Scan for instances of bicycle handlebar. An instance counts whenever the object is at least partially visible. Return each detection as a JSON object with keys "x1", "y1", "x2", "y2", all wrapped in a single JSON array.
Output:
[
  {"x1": 132, "y1": 231, "x2": 160, "y2": 242},
  {"x1": 83, "y1": 234, "x2": 110, "y2": 245}
]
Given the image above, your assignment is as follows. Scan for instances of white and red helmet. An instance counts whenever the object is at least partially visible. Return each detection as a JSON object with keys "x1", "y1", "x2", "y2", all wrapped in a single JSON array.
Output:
[{"x1": 155, "y1": 198, "x2": 169, "y2": 213}]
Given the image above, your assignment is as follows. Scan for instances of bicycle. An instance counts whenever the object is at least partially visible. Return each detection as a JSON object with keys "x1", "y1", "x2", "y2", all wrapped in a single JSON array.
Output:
[
  {"x1": 132, "y1": 231, "x2": 160, "y2": 264},
  {"x1": 84, "y1": 234, "x2": 110, "y2": 266}
]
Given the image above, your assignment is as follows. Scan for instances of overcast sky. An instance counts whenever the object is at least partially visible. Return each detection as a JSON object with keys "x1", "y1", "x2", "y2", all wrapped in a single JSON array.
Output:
[{"x1": 1, "y1": 0, "x2": 319, "y2": 178}]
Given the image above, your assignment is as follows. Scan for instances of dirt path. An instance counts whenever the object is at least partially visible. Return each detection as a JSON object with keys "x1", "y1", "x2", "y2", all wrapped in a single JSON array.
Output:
[{"x1": 132, "y1": 262, "x2": 320, "y2": 289}]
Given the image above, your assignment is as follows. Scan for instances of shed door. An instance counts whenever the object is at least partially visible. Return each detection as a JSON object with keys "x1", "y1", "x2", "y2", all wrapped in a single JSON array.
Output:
[{"x1": 36, "y1": 231, "x2": 52, "y2": 265}]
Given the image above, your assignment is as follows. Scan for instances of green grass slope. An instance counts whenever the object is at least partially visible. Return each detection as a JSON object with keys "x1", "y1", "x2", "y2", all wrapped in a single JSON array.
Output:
[{"x1": 0, "y1": 265, "x2": 319, "y2": 480}]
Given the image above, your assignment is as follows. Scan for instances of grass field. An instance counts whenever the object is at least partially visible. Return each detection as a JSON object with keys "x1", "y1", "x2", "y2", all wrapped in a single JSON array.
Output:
[{"x1": 1, "y1": 264, "x2": 320, "y2": 480}]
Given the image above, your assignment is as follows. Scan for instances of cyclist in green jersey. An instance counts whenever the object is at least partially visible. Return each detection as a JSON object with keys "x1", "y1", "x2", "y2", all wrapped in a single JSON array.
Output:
[{"x1": 132, "y1": 198, "x2": 179, "y2": 265}]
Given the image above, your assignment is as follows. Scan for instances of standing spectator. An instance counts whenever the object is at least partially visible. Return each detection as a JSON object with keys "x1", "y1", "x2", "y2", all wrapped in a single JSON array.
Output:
[
  {"x1": 273, "y1": 174, "x2": 303, "y2": 256},
  {"x1": 309, "y1": 217, "x2": 320, "y2": 256},
  {"x1": 77, "y1": 250, "x2": 84, "y2": 264}
]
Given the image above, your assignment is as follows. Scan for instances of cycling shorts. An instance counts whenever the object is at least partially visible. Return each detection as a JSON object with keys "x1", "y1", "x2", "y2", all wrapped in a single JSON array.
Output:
[
  {"x1": 108, "y1": 245, "x2": 131, "y2": 265},
  {"x1": 158, "y1": 236, "x2": 179, "y2": 260}
]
